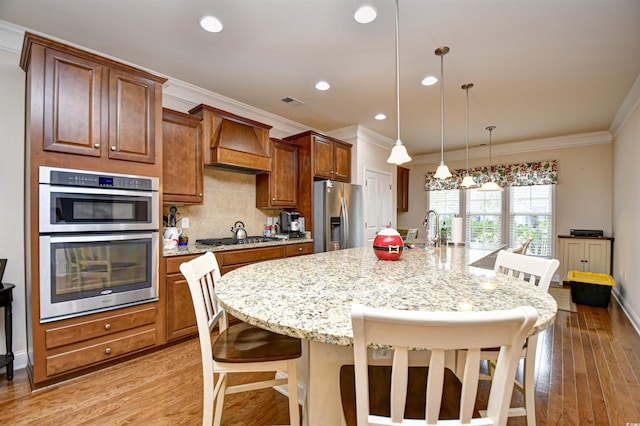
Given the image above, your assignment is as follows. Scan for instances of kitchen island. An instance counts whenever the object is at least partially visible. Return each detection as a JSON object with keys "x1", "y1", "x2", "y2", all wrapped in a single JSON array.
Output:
[{"x1": 215, "y1": 245, "x2": 557, "y2": 425}]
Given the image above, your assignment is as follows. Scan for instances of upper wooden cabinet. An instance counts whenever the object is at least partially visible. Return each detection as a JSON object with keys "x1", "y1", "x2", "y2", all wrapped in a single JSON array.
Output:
[
  {"x1": 397, "y1": 166, "x2": 410, "y2": 212},
  {"x1": 188, "y1": 104, "x2": 272, "y2": 173},
  {"x1": 20, "y1": 33, "x2": 166, "y2": 166},
  {"x1": 256, "y1": 139, "x2": 298, "y2": 209},
  {"x1": 284, "y1": 131, "x2": 352, "y2": 183},
  {"x1": 283, "y1": 131, "x2": 352, "y2": 234},
  {"x1": 308, "y1": 133, "x2": 351, "y2": 182},
  {"x1": 162, "y1": 108, "x2": 204, "y2": 205}
]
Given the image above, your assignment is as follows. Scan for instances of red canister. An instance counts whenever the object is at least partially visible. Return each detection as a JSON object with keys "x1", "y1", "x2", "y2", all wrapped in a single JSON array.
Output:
[{"x1": 373, "y1": 227, "x2": 404, "y2": 261}]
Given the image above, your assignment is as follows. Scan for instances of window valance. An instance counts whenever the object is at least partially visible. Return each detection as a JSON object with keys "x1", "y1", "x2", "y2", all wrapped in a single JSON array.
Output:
[{"x1": 425, "y1": 160, "x2": 557, "y2": 191}]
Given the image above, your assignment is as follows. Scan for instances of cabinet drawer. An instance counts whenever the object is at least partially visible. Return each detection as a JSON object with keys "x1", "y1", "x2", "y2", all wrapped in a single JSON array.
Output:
[
  {"x1": 285, "y1": 243, "x2": 313, "y2": 257},
  {"x1": 45, "y1": 306, "x2": 156, "y2": 349},
  {"x1": 166, "y1": 253, "x2": 201, "y2": 274},
  {"x1": 220, "y1": 246, "x2": 284, "y2": 266},
  {"x1": 46, "y1": 329, "x2": 156, "y2": 376}
]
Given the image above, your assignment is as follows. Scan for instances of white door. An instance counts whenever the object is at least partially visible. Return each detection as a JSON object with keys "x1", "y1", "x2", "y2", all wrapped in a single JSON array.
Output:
[{"x1": 364, "y1": 169, "x2": 393, "y2": 244}]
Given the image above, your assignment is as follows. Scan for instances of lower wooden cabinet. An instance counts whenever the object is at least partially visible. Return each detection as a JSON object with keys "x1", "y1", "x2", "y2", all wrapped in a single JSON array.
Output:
[
  {"x1": 43, "y1": 306, "x2": 157, "y2": 377},
  {"x1": 47, "y1": 329, "x2": 156, "y2": 376},
  {"x1": 165, "y1": 254, "x2": 200, "y2": 341},
  {"x1": 558, "y1": 236, "x2": 613, "y2": 282},
  {"x1": 164, "y1": 242, "x2": 313, "y2": 341},
  {"x1": 285, "y1": 242, "x2": 313, "y2": 257}
]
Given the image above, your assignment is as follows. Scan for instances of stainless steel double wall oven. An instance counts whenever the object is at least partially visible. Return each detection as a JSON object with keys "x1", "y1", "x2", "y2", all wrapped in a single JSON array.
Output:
[{"x1": 38, "y1": 166, "x2": 160, "y2": 322}]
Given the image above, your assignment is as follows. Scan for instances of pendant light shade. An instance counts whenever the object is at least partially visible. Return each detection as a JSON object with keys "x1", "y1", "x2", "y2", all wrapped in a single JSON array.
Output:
[
  {"x1": 478, "y1": 125, "x2": 504, "y2": 192},
  {"x1": 386, "y1": 0, "x2": 412, "y2": 165},
  {"x1": 433, "y1": 46, "x2": 451, "y2": 179},
  {"x1": 460, "y1": 83, "x2": 476, "y2": 188}
]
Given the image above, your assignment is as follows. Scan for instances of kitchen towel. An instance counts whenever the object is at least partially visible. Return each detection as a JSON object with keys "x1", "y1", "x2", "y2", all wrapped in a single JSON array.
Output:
[{"x1": 451, "y1": 217, "x2": 463, "y2": 244}]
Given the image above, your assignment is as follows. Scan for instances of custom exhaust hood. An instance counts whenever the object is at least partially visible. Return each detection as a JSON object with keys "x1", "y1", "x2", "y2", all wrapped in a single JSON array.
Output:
[{"x1": 189, "y1": 104, "x2": 272, "y2": 174}]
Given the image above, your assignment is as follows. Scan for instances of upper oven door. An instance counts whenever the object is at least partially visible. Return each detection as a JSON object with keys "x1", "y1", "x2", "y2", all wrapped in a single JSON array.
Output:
[{"x1": 39, "y1": 185, "x2": 159, "y2": 233}]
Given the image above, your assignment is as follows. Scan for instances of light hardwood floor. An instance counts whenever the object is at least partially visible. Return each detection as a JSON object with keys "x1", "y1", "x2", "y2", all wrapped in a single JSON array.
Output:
[{"x1": 1, "y1": 296, "x2": 639, "y2": 425}]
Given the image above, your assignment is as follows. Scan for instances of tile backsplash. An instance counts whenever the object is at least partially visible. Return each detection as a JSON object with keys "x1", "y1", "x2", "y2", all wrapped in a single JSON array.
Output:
[{"x1": 163, "y1": 168, "x2": 279, "y2": 241}]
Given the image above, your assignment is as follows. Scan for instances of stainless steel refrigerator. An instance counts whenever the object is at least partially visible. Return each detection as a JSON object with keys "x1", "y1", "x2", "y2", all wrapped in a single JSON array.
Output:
[{"x1": 313, "y1": 181, "x2": 363, "y2": 253}]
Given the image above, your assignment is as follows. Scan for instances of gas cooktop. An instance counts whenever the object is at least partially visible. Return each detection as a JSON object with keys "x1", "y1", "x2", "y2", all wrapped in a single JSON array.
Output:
[{"x1": 195, "y1": 236, "x2": 278, "y2": 246}]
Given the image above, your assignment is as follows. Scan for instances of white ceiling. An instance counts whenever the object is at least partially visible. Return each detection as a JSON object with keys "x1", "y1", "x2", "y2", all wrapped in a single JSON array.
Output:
[{"x1": 1, "y1": 0, "x2": 639, "y2": 155}]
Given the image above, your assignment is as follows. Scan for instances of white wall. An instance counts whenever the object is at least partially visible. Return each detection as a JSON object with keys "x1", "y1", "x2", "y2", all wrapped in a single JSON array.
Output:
[
  {"x1": 612, "y1": 101, "x2": 640, "y2": 332},
  {"x1": 398, "y1": 142, "x2": 614, "y2": 250},
  {"x1": 0, "y1": 47, "x2": 26, "y2": 362}
]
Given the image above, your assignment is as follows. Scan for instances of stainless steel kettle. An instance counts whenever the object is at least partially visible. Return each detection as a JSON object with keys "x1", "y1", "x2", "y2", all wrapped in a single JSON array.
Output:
[{"x1": 231, "y1": 221, "x2": 247, "y2": 240}]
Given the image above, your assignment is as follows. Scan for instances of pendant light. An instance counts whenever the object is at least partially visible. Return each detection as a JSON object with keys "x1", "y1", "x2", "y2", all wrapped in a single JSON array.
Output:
[
  {"x1": 433, "y1": 47, "x2": 452, "y2": 179},
  {"x1": 386, "y1": 0, "x2": 412, "y2": 165},
  {"x1": 478, "y1": 125, "x2": 504, "y2": 192},
  {"x1": 460, "y1": 83, "x2": 476, "y2": 188}
]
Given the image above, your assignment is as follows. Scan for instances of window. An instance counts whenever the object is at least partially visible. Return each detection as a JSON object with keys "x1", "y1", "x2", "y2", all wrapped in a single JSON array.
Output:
[
  {"x1": 509, "y1": 185, "x2": 553, "y2": 256},
  {"x1": 465, "y1": 189, "x2": 503, "y2": 249},
  {"x1": 427, "y1": 190, "x2": 459, "y2": 242}
]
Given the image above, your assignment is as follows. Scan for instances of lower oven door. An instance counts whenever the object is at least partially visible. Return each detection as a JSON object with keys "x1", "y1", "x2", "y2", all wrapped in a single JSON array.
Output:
[{"x1": 39, "y1": 232, "x2": 159, "y2": 322}]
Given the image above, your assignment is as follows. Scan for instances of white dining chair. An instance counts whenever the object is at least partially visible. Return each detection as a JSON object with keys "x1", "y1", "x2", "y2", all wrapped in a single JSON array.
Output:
[
  {"x1": 180, "y1": 251, "x2": 303, "y2": 426},
  {"x1": 481, "y1": 250, "x2": 559, "y2": 426},
  {"x1": 339, "y1": 303, "x2": 537, "y2": 426}
]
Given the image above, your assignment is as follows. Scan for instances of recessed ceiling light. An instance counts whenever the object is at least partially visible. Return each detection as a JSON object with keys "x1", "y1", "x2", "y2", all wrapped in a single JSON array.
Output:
[
  {"x1": 199, "y1": 15, "x2": 223, "y2": 33},
  {"x1": 354, "y1": 5, "x2": 377, "y2": 24},
  {"x1": 421, "y1": 75, "x2": 438, "y2": 86},
  {"x1": 375, "y1": 113, "x2": 387, "y2": 120},
  {"x1": 315, "y1": 81, "x2": 330, "y2": 91}
]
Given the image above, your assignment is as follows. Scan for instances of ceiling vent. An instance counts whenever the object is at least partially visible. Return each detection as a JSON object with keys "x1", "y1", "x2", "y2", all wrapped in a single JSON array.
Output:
[{"x1": 281, "y1": 96, "x2": 304, "y2": 106}]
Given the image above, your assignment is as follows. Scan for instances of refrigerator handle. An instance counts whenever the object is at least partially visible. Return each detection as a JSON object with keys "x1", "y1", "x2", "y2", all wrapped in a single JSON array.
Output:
[{"x1": 341, "y1": 196, "x2": 349, "y2": 249}]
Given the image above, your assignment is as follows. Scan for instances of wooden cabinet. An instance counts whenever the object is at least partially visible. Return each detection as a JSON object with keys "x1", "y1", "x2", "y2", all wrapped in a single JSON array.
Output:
[
  {"x1": 188, "y1": 104, "x2": 272, "y2": 173},
  {"x1": 397, "y1": 166, "x2": 410, "y2": 212},
  {"x1": 558, "y1": 236, "x2": 613, "y2": 282},
  {"x1": 309, "y1": 133, "x2": 351, "y2": 182},
  {"x1": 283, "y1": 131, "x2": 353, "y2": 236},
  {"x1": 163, "y1": 242, "x2": 313, "y2": 340},
  {"x1": 285, "y1": 242, "x2": 313, "y2": 257},
  {"x1": 20, "y1": 33, "x2": 166, "y2": 387},
  {"x1": 42, "y1": 306, "x2": 157, "y2": 377},
  {"x1": 256, "y1": 139, "x2": 297, "y2": 208},
  {"x1": 162, "y1": 108, "x2": 204, "y2": 204},
  {"x1": 165, "y1": 254, "x2": 200, "y2": 341},
  {"x1": 21, "y1": 34, "x2": 165, "y2": 165}
]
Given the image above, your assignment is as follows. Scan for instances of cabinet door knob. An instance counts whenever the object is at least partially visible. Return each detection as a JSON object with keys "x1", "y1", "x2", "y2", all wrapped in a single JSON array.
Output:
[
  {"x1": 198, "y1": 193, "x2": 203, "y2": 197},
  {"x1": 111, "y1": 146, "x2": 116, "y2": 151},
  {"x1": 94, "y1": 143, "x2": 100, "y2": 149},
  {"x1": 105, "y1": 347, "x2": 111, "y2": 354},
  {"x1": 104, "y1": 323, "x2": 111, "y2": 330}
]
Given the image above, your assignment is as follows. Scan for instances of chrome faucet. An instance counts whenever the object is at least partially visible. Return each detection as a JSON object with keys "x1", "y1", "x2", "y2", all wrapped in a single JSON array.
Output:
[{"x1": 423, "y1": 209, "x2": 440, "y2": 247}]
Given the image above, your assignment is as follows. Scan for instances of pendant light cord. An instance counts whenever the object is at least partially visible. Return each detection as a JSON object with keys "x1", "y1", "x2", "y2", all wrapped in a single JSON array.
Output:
[
  {"x1": 465, "y1": 86, "x2": 470, "y2": 171},
  {"x1": 440, "y1": 52, "x2": 445, "y2": 163},
  {"x1": 395, "y1": 0, "x2": 400, "y2": 143},
  {"x1": 487, "y1": 125, "x2": 496, "y2": 175}
]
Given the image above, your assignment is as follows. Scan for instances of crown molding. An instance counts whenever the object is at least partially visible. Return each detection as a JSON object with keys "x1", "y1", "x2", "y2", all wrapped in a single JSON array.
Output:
[
  {"x1": 410, "y1": 131, "x2": 613, "y2": 165},
  {"x1": 162, "y1": 78, "x2": 309, "y2": 138},
  {"x1": 0, "y1": 20, "x2": 25, "y2": 53},
  {"x1": 610, "y1": 72, "x2": 640, "y2": 138},
  {"x1": 326, "y1": 125, "x2": 394, "y2": 151}
]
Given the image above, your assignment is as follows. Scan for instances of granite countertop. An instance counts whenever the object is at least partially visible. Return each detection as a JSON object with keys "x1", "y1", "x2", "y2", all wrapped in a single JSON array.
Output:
[
  {"x1": 215, "y1": 245, "x2": 557, "y2": 346},
  {"x1": 162, "y1": 237, "x2": 313, "y2": 257}
]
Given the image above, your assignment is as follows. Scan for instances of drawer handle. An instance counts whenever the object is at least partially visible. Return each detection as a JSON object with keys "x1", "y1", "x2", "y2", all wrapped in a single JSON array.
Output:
[
  {"x1": 94, "y1": 143, "x2": 100, "y2": 149},
  {"x1": 298, "y1": 247, "x2": 303, "y2": 251},
  {"x1": 105, "y1": 347, "x2": 111, "y2": 355},
  {"x1": 104, "y1": 323, "x2": 111, "y2": 330}
]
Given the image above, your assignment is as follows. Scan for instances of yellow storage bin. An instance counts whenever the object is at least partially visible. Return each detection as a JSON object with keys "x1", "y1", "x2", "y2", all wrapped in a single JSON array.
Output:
[{"x1": 568, "y1": 270, "x2": 615, "y2": 308}]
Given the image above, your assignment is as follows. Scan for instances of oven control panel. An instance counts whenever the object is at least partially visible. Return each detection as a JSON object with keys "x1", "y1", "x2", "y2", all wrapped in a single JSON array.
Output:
[{"x1": 40, "y1": 166, "x2": 158, "y2": 191}]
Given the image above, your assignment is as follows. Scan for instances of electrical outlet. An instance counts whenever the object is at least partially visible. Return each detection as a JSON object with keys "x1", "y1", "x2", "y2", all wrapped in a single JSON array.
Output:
[
  {"x1": 372, "y1": 348, "x2": 392, "y2": 360},
  {"x1": 181, "y1": 217, "x2": 189, "y2": 228}
]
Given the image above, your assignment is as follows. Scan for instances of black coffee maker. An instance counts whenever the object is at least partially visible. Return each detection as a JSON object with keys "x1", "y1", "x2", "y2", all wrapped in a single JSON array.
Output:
[{"x1": 279, "y1": 211, "x2": 304, "y2": 237}]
